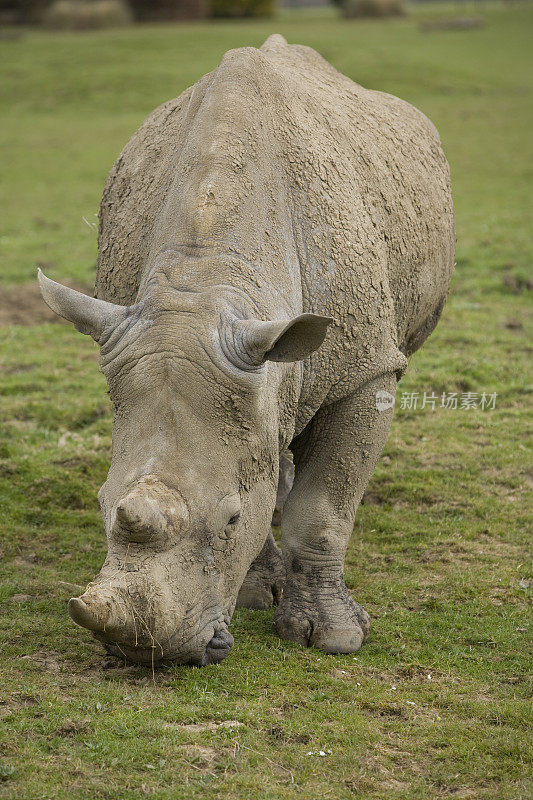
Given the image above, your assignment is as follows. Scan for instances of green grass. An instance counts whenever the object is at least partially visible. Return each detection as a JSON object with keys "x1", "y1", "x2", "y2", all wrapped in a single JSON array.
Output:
[{"x1": 0, "y1": 4, "x2": 532, "y2": 798}]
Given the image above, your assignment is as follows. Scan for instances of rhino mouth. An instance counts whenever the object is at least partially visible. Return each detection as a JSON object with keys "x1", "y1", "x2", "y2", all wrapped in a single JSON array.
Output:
[
  {"x1": 200, "y1": 628, "x2": 235, "y2": 665},
  {"x1": 98, "y1": 627, "x2": 234, "y2": 667}
]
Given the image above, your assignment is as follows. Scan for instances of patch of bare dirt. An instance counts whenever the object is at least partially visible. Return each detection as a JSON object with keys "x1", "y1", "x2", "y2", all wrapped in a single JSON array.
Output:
[
  {"x1": 20, "y1": 650, "x2": 63, "y2": 673},
  {"x1": 0, "y1": 692, "x2": 38, "y2": 718},
  {"x1": 182, "y1": 744, "x2": 220, "y2": 772},
  {"x1": 502, "y1": 271, "x2": 533, "y2": 294},
  {"x1": 77, "y1": 655, "x2": 176, "y2": 683},
  {"x1": 11, "y1": 593, "x2": 34, "y2": 603},
  {"x1": 0, "y1": 281, "x2": 93, "y2": 326},
  {"x1": 14, "y1": 552, "x2": 39, "y2": 567},
  {"x1": 357, "y1": 700, "x2": 408, "y2": 720},
  {"x1": 55, "y1": 718, "x2": 90, "y2": 737},
  {"x1": 505, "y1": 317, "x2": 524, "y2": 330},
  {"x1": 267, "y1": 725, "x2": 310, "y2": 744},
  {"x1": 167, "y1": 720, "x2": 243, "y2": 733}
]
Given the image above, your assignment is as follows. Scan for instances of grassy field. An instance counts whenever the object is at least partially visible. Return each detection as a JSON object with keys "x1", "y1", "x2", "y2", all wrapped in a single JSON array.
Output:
[{"x1": 0, "y1": 3, "x2": 532, "y2": 798}]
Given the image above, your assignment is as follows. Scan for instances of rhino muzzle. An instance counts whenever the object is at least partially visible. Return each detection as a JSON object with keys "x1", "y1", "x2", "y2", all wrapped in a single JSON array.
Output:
[{"x1": 68, "y1": 588, "x2": 233, "y2": 666}]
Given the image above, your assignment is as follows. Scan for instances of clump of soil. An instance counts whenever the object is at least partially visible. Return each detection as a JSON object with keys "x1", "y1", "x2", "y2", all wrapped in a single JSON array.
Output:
[
  {"x1": 55, "y1": 718, "x2": 90, "y2": 737},
  {"x1": 502, "y1": 272, "x2": 533, "y2": 294}
]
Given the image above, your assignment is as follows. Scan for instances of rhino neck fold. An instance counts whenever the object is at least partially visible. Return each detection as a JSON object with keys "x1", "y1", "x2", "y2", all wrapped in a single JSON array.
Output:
[{"x1": 136, "y1": 248, "x2": 304, "y2": 322}]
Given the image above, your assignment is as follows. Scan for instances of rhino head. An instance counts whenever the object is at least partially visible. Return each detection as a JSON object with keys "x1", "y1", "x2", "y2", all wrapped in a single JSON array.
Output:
[{"x1": 39, "y1": 270, "x2": 332, "y2": 666}]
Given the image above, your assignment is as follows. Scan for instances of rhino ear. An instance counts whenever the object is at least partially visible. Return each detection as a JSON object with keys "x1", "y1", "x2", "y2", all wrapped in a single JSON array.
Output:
[
  {"x1": 231, "y1": 313, "x2": 334, "y2": 368},
  {"x1": 38, "y1": 269, "x2": 126, "y2": 342}
]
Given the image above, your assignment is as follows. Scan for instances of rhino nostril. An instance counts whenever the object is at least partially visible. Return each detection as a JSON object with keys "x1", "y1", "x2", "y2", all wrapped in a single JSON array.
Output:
[
  {"x1": 201, "y1": 629, "x2": 234, "y2": 665},
  {"x1": 209, "y1": 630, "x2": 234, "y2": 649}
]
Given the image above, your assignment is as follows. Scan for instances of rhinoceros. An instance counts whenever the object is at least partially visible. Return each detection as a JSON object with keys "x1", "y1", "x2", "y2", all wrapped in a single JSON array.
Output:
[{"x1": 39, "y1": 34, "x2": 454, "y2": 666}]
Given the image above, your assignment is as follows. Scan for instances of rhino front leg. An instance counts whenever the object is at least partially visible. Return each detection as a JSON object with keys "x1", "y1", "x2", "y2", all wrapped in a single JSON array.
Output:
[
  {"x1": 237, "y1": 453, "x2": 293, "y2": 609},
  {"x1": 271, "y1": 450, "x2": 295, "y2": 526},
  {"x1": 236, "y1": 531, "x2": 285, "y2": 610},
  {"x1": 275, "y1": 374, "x2": 396, "y2": 653}
]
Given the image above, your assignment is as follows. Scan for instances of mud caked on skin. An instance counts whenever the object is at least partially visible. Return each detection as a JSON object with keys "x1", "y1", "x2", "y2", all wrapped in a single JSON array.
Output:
[{"x1": 39, "y1": 34, "x2": 454, "y2": 666}]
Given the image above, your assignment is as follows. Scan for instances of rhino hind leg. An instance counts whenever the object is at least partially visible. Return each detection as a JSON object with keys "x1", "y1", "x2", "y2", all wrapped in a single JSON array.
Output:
[
  {"x1": 274, "y1": 374, "x2": 396, "y2": 654},
  {"x1": 236, "y1": 531, "x2": 285, "y2": 610}
]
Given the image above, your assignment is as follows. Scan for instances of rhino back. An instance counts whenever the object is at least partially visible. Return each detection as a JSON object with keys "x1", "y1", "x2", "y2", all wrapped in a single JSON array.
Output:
[{"x1": 256, "y1": 36, "x2": 455, "y2": 404}]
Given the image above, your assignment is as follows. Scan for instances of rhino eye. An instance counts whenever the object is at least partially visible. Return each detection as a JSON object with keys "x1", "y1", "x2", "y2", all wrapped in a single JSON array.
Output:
[{"x1": 227, "y1": 512, "x2": 241, "y2": 527}]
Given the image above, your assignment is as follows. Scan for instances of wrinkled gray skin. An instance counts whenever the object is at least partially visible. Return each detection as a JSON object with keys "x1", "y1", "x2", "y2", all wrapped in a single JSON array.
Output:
[{"x1": 39, "y1": 35, "x2": 454, "y2": 666}]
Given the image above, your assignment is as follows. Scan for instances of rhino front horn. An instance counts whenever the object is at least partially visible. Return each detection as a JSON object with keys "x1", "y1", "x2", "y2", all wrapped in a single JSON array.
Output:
[
  {"x1": 38, "y1": 268, "x2": 128, "y2": 342},
  {"x1": 68, "y1": 594, "x2": 111, "y2": 633}
]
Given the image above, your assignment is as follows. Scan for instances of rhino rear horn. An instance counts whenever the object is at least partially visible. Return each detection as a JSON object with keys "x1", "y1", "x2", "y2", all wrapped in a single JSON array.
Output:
[
  {"x1": 113, "y1": 481, "x2": 189, "y2": 542},
  {"x1": 228, "y1": 313, "x2": 334, "y2": 368},
  {"x1": 38, "y1": 269, "x2": 127, "y2": 342}
]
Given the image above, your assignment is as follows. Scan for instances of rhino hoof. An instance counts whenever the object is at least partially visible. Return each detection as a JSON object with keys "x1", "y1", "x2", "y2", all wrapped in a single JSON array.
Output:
[{"x1": 274, "y1": 593, "x2": 371, "y2": 654}]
